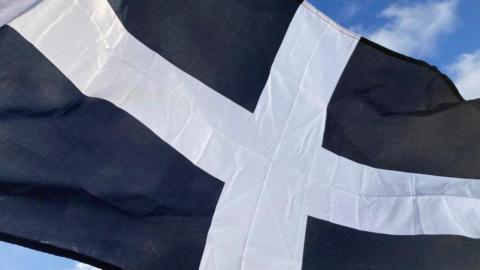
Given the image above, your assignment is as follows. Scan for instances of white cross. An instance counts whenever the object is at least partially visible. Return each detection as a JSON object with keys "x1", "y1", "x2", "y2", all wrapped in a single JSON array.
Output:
[{"x1": 10, "y1": 1, "x2": 480, "y2": 269}]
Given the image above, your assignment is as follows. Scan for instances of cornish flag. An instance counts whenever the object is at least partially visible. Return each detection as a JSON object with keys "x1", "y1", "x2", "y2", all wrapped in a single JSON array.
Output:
[{"x1": 1, "y1": 0, "x2": 479, "y2": 269}]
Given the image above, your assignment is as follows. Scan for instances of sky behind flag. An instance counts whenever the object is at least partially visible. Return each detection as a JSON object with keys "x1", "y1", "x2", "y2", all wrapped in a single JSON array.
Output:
[{"x1": 0, "y1": 0, "x2": 479, "y2": 269}]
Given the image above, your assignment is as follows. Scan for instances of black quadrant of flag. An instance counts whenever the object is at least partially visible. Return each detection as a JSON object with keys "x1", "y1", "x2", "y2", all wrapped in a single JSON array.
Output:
[
  {"x1": 302, "y1": 216, "x2": 480, "y2": 270},
  {"x1": 323, "y1": 37, "x2": 480, "y2": 179},
  {"x1": 107, "y1": 0, "x2": 301, "y2": 112}
]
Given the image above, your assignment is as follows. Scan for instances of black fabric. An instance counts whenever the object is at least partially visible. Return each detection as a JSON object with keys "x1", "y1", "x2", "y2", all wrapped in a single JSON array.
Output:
[
  {"x1": 107, "y1": 0, "x2": 301, "y2": 112},
  {"x1": 323, "y1": 38, "x2": 480, "y2": 179},
  {"x1": 302, "y1": 216, "x2": 480, "y2": 270},
  {"x1": 0, "y1": 26, "x2": 224, "y2": 270}
]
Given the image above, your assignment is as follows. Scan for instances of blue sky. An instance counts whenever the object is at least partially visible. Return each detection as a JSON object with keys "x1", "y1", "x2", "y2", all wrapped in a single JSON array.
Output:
[{"x1": 1, "y1": 0, "x2": 479, "y2": 269}]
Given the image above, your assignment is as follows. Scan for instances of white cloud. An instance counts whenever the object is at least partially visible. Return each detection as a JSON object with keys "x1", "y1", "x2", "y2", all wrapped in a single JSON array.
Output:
[
  {"x1": 73, "y1": 262, "x2": 100, "y2": 270},
  {"x1": 367, "y1": 0, "x2": 458, "y2": 56},
  {"x1": 448, "y1": 50, "x2": 480, "y2": 100}
]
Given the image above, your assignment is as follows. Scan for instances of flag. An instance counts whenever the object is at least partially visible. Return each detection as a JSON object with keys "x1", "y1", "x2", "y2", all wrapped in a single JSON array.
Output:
[{"x1": 1, "y1": 0, "x2": 479, "y2": 269}]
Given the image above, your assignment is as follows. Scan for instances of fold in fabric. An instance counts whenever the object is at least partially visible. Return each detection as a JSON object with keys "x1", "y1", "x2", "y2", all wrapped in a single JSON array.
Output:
[{"x1": 0, "y1": 0, "x2": 39, "y2": 27}]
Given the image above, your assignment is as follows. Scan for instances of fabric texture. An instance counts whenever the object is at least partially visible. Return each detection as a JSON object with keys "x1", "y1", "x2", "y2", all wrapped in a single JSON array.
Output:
[
  {"x1": 0, "y1": 25, "x2": 223, "y2": 270},
  {"x1": 1, "y1": 0, "x2": 479, "y2": 269},
  {"x1": 0, "y1": 0, "x2": 38, "y2": 26}
]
